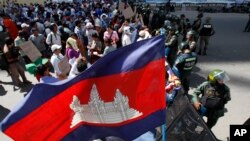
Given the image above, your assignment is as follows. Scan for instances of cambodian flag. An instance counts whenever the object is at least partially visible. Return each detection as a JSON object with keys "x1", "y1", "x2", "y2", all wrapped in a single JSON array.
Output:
[{"x1": 0, "y1": 36, "x2": 166, "y2": 140}]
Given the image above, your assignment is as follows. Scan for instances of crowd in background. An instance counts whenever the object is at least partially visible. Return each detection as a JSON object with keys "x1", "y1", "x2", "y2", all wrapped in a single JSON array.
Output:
[{"x1": 0, "y1": 0, "x2": 216, "y2": 94}]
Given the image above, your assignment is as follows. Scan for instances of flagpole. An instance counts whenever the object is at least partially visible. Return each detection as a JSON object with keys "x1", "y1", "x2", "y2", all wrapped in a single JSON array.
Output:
[{"x1": 161, "y1": 124, "x2": 166, "y2": 141}]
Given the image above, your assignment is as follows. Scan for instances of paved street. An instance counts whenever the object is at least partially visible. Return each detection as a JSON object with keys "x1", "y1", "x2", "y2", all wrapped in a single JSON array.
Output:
[{"x1": 1, "y1": 11, "x2": 250, "y2": 141}]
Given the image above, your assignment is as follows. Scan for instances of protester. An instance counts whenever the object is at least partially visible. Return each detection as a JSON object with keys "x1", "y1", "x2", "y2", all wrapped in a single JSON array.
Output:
[
  {"x1": 68, "y1": 57, "x2": 88, "y2": 79},
  {"x1": 3, "y1": 37, "x2": 31, "y2": 86},
  {"x1": 137, "y1": 30, "x2": 146, "y2": 41},
  {"x1": 65, "y1": 33, "x2": 80, "y2": 62},
  {"x1": 0, "y1": 25, "x2": 9, "y2": 73},
  {"x1": 88, "y1": 33, "x2": 102, "y2": 64},
  {"x1": 93, "y1": 39, "x2": 116, "y2": 57},
  {"x1": 46, "y1": 23, "x2": 62, "y2": 46},
  {"x1": 122, "y1": 26, "x2": 132, "y2": 47},
  {"x1": 14, "y1": 30, "x2": 31, "y2": 64},
  {"x1": 29, "y1": 28, "x2": 47, "y2": 57},
  {"x1": 35, "y1": 64, "x2": 59, "y2": 83},
  {"x1": 103, "y1": 25, "x2": 119, "y2": 48},
  {"x1": 50, "y1": 44, "x2": 67, "y2": 80},
  {"x1": 1, "y1": 13, "x2": 18, "y2": 40}
]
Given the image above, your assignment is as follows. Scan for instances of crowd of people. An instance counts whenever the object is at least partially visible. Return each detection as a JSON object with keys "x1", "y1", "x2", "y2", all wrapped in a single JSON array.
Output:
[{"x1": 0, "y1": 0, "x2": 231, "y2": 140}]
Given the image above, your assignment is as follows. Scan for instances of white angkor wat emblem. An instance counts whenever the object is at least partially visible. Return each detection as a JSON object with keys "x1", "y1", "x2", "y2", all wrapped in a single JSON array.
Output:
[{"x1": 70, "y1": 84, "x2": 143, "y2": 128}]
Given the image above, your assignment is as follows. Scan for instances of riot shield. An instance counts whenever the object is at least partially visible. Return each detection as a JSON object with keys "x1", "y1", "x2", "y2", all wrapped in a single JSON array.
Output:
[{"x1": 162, "y1": 93, "x2": 218, "y2": 141}]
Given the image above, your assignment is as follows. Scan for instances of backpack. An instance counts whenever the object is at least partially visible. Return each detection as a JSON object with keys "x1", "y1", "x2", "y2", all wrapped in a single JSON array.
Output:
[{"x1": 201, "y1": 85, "x2": 226, "y2": 109}]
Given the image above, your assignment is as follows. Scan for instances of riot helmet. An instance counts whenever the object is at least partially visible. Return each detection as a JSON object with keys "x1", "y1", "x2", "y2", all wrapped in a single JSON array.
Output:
[
  {"x1": 186, "y1": 30, "x2": 195, "y2": 39},
  {"x1": 208, "y1": 69, "x2": 230, "y2": 84},
  {"x1": 187, "y1": 30, "x2": 195, "y2": 36},
  {"x1": 178, "y1": 41, "x2": 190, "y2": 51}
]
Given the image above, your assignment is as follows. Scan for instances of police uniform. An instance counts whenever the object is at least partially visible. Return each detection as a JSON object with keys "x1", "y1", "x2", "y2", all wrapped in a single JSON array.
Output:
[
  {"x1": 199, "y1": 23, "x2": 215, "y2": 55},
  {"x1": 192, "y1": 81, "x2": 231, "y2": 128},
  {"x1": 165, "y1": 33, "x2": 178, "y2": 67},
  {"x1": 172, "y1": 51, "x2": 197, "y2": 93},
  {"x1": 186, "y1": 30, "x2": 197, "y2": 52}
]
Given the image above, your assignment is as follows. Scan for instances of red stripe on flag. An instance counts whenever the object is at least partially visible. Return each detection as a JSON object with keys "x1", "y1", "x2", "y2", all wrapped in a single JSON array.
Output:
[{"x1": 5, "y1": 58, "x2": 166, "y2": 140}]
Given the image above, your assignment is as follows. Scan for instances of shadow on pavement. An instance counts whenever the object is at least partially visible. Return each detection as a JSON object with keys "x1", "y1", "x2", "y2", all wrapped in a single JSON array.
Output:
[
  {"x1": 192, "y1": 65, "x2": 201, "y2": 73},
  {"x1": 0, "y1": 80, "x2": 14, "y2": 86},
  {"x1": 0, "y1": 105, "x2": 10, "y2": 122},
  {"x1": 0, "y1": 85, "x2": 7, "y2": 96},
  {"x1": 20, "y1": 83, "x2": 34, "y2": 94},
  {"x1": 190, "y1": 73, "x2": 206, "y2": 89}
]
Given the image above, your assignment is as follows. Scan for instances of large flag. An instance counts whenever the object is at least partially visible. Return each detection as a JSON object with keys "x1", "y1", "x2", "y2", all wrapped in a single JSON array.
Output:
[{"x1": 0, "y1": 36, "x2": 166, "y2": 141}]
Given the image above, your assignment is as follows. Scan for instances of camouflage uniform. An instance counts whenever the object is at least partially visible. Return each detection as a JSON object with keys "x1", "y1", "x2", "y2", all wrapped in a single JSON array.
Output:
[{"x1": 191, "y1": 81, "x2": 231, "y2": 128}]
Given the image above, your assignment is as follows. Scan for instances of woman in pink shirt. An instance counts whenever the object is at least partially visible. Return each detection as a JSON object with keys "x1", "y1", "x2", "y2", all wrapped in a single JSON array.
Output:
[{"x1": 103, "y1": 25, "x2": 119, "y2": 48}]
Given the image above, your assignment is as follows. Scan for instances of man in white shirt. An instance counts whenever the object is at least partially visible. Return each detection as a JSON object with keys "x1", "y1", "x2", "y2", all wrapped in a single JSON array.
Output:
[
  {"x1": 46, "y1": 23, "x2": 62, "y2": 46},
  {"x1": 50, "y1": 44, "x2": 66, "y2": 80}
]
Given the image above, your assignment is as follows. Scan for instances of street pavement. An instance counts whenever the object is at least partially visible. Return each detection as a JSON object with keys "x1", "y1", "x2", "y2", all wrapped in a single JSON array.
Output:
[{"x1": 1, "y1": 11, "x2": 250, "y2": 141}]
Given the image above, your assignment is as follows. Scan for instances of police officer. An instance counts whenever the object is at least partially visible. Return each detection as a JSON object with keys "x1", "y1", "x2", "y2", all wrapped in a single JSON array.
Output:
[
  {"x1": 172, "y1": 42, "x2": 197, "y2": 94},
  {"x1": 191, "y1": 69, "x2": 231, "y2": 129},
  {"x1": 165, "y1": 26, "x2": 178, "y2": 67},
  {"x1": 198, "y1": 17, "x2": 215, "y2": 55}
]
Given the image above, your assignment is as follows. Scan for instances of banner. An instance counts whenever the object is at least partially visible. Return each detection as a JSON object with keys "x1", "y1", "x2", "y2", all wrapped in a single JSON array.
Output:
[
  {"x1": 118, "y1": 2, "x2": 126, "y2": 11},
  {"x1": 19, "y1": 41, "x2": 42, "y2": 62},
  {"x1": 1, "y1": 36, "x2": 166, "y2": 141},
  {"x1": 58, "y1": 57, "x2": 71, "y2": 74},
  {"x1": 123, "y1": 6, "x2": 135, "y2": 19}
]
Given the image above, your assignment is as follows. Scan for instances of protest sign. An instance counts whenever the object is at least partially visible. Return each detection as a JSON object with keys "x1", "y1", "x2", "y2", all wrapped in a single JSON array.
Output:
[
  {"x1": 58, "y1": 57, "x2": 71, "y2": 74},
  {"x1": 20, "y1": 41, "x2": 42, "y2": 62}
]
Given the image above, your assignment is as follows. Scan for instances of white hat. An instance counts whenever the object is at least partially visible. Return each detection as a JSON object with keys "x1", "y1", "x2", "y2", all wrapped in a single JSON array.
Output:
[
  {"x1": 139, "y1": 30, "x2": 146, "y2": 37},
  {"x1": 51, "y1": 44, "x2": 62, "y2": 52},
  {"x1": 85, "y1": 22, "x2": 93, "y2": 28},
  {"x1": 21, "y1": 23, "x2": 30, "y2": 28}
]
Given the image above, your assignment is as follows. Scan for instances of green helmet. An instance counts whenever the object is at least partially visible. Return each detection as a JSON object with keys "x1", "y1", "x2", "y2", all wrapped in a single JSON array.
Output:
[{"x1": 208, "y1": 69, "x2": 230, "y2": 83}]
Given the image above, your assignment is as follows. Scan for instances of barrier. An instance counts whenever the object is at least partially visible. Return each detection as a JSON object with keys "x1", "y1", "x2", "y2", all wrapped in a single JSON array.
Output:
[{"x1": 160, "y1": 91, "x2": 218, "y2": 141}]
